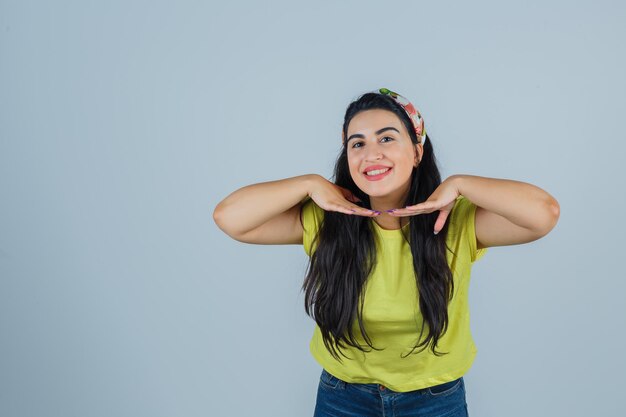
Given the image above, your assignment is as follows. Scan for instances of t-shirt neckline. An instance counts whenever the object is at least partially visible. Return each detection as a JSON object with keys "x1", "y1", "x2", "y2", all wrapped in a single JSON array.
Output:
[{"x1": 371, "y1": 219, "x2": 410, "y2": 238}]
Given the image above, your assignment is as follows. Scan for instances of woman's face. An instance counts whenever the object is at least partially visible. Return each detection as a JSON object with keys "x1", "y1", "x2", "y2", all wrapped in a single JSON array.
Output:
[{"x1": 345, "y1": 109, "x2": 422, "y2": 200}]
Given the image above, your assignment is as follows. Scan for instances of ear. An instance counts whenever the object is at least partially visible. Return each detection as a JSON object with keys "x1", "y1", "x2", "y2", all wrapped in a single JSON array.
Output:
[{"x1": 414, "y1": 142, "x2": 424, "y2": 166}]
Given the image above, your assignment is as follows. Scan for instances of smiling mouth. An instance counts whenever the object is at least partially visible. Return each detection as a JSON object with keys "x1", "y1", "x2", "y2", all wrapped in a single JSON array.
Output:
[
  {"x1": 363, "y1": 167, "x2": 392, "y2": 181},
  {"x1": 365, "y1": 167, "x2": 391, "y2": 176}
]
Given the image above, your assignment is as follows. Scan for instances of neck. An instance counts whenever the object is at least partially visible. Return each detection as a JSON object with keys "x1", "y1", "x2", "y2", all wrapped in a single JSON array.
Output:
[{"x1": 369, "y1": 187, "x2": 411, "y2": 228}]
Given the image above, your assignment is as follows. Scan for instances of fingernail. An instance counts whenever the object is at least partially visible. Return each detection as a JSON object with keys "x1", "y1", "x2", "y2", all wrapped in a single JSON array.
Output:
[
  {"x1": 349, "y1": 209, "x2": 356, "y2": 212},
  {"x1": 372, "y1": 211, "x2": 381, "y2": 215},
  {"x1": 386, "y1": 209, "x2": 396, "y2": 213},
  {"x1": 433, "y1": 230, "x2": 439, "y2": 235}
]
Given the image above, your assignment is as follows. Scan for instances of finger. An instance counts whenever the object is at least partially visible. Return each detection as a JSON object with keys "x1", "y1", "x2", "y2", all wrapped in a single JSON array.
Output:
[
  {"x1": 386, "y1": 204, "x2": 426, "y2": 216},
  {"x1": 326, "y1": 204, "x2": 355, "y2": 215},
  {"x1": 433, "y1": 211, "x2": 450, "y2": 234},
  {"x1": 387, "y1": 207, "x2": 436, "y2": 216},
  {"x1": 337, "y1": 200, "x2": 378, "y2": 216},
  {"x1": 349, "y1": 206, "x2": 379, "y2": 216},
  {"x1": 327, "y1": 204, "x2": 377, "y2": 216},
  {"x1": 404, "y1": 201, "x2": 439, "y2": 212}
]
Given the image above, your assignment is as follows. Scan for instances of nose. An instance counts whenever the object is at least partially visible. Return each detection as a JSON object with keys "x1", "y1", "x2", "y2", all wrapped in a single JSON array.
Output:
[{"x1": 365, "y1": 144, "x2": 383, "y2": 161}]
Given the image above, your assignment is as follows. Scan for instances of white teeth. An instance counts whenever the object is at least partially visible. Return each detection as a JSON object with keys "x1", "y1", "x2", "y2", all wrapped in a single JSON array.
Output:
[{"x1": 366, "y1": 168, "x2": 390, "y2": 176}]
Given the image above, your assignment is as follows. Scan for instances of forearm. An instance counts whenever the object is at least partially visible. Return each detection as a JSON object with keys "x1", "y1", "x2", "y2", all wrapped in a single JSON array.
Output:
[
  {"x1": 451, "y1": 174, "x2": 560, "y2": 232},
  {"x1": 213, "y1": 174, "x2": 318, "y2": 237}
]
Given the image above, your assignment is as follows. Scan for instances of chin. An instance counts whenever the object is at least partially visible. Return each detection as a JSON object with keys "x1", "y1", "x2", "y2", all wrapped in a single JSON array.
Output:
[{"x1": 356, "y1": 184, "x2": 399, "y2": 197}]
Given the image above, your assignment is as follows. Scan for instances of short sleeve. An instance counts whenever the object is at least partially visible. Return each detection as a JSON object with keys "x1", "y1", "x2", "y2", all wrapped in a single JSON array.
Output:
[
  {"x1": 301, "y1": 197, "x2": 325, "y2": 257},
  {"x1": 449, "y1": 196, "x2": 488, "y2": 263}
]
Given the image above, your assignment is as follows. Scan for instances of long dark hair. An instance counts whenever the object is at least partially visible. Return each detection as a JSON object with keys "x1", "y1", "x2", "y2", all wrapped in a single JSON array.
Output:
[{"x1": 302, "y1": 92, "x2": 455, "y2": 362}]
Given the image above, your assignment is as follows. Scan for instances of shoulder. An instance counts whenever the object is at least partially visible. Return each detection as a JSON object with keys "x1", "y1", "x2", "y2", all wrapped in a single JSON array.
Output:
[
  {"x1": 448, "y1": 196, "x2": 472, "y2": 229},
  {"x1": 301, "y1": 197, "x2": 325, "y2": 228},
  {"x1": 301, "y1": 197, "x2": 325, "y2": 256},
  {"x1": 447, "y1": 195, "x2": 487, "y2": 263}
]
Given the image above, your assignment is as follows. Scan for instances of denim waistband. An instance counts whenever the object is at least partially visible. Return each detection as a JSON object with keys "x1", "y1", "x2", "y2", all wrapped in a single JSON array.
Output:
[{"x1": 321, "y1": 368, "x2": 464, "y2": 397}]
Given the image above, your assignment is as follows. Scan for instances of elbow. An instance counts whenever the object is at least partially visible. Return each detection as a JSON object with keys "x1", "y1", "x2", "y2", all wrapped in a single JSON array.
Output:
[
  {"x1": 549, "y1": 198, "x2": 560, "y2": 222},
  {"x1": 547, "y1": 197, "x2": 560, "y2": 226},
  {"x1": 212, "y1": 204, "x2": 222, "y2": 226},
  {"x1": 538, "y1": 197, "x2": 560, "y2": 236},
  {"x1": 213, "y1": 203, "x2": 247, "y2": 241},
  {"x1": 212, "y1": 203, "x2": 229, "y2": 233}
]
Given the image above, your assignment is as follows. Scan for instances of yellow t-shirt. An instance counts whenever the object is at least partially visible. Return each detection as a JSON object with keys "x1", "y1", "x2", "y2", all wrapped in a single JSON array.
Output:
[{"x1": 301, "y1": 195, "x2": 487, "y2": 392}]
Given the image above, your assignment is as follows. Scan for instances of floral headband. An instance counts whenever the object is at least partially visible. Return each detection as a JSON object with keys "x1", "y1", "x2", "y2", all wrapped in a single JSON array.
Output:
[{"x1": 342, "y1": 87, "x2": 427, "y2": 146}]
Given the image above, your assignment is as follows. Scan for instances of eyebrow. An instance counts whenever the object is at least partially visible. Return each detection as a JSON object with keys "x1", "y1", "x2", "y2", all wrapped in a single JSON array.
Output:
[{"x1": 346, "y1": 126, "x2": 400, "y2": 143}]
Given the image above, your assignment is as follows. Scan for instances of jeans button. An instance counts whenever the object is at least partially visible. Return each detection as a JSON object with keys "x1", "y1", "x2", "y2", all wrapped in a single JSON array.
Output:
[{"x1": 379, "y1": 385, "x2": 385, "y2": 390}]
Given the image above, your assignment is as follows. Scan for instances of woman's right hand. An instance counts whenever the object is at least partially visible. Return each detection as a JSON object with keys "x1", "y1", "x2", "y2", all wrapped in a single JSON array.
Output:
[{"x1": 308, "y1": 175, "x2": 379, "y2": 217}]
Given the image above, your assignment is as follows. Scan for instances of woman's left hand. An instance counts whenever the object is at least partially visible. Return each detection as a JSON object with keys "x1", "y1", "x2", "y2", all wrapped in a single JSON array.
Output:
[{"x1": 387, "y1": 176, "x2": 460, "y2": 235}]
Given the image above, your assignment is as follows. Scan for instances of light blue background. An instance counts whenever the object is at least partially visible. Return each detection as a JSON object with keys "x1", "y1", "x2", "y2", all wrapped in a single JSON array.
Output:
[{"x1": 1, "y1": 1, "x2": 624, "y2": 416}]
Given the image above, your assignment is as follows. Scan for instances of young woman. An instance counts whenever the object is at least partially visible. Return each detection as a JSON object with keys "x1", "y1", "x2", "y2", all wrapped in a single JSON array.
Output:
[{"x1": 213, "y1": 88, "x2": 560, "y2": 417}]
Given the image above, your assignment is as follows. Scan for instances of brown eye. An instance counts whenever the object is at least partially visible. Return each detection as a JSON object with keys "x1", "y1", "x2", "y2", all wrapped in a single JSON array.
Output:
[{"x1": 352, "y1": 137, "x2": 393, "y2": 148}]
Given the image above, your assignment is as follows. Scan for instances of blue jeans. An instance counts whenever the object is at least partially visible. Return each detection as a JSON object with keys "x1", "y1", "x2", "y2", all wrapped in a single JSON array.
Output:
[{"x1": 314, "y1": 369, "x2": 469, "y2": 417}]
